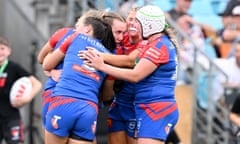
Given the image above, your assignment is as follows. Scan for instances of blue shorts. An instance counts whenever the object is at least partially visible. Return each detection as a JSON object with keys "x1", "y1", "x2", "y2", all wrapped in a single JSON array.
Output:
[
  {"x1": 45, "y1": 96, "x2": 98, "y2": 141},
  {"x1": 108, "y1": 102, "x2": 136, "y2": 138},
  {"x1": 135, "y1": 101, "x2": 179, "y2": 141},
  {"x1": 41, "y1": 89, "x2": 53, "y2": 128}
]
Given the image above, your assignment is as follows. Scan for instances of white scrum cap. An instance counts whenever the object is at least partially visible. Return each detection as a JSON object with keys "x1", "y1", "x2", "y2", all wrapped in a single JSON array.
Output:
[{"x1": 136, "y1": 5, "x2": 166, "y2": 38}]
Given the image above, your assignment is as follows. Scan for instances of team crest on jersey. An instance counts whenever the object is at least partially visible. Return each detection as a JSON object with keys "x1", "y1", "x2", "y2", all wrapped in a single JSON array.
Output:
[
  {"x1": 51, "y1": 115, "x2": 62, "y2": 129},
  {"x1": 128, "y1": 119, "x2": 136, "y2": 131},
  {"x1": 165, "y1": 123, "x2": 173, "y2": 135}
]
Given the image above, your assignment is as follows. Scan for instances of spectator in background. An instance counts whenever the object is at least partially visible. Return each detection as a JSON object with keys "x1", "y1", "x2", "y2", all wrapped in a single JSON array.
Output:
[
  {"x1": 213, "y1": 38, "x2": 240, "y2": 105},
  {"x1": 196, "y1": 27, "x2": 240, "y2": 142},
  {"x1": 166, "y1": 0, "x2": 217, "y2": 141},
  {"x1": 222, "y1": 0, "x2": 240, "y2": 43},
  {"x1": 166, "y1": 0, "x2": 215, "y2": 34},
  {"x1": 220, "y1": 18, "x2": 240, "y2": 141},
  {"x1": 198, "y1": 30, "x2": 240, "y2": 108},
  {"x1": 166, "y1": 0, "x2": 216, "y2": 84},
  {"x1": 213, "y1": 3, "x2": 234, "y2": 58},
  {"x1": 196, "y1": 1, "x2": 240, "y2": 110},
  {"x1": 118, "y1": 0, "x2": 138, "y2": 17},
  {"x1": 167, "y1": 0, "x2": 192, "y2": 20},
  {"x1": 0, "y1": 36, "x2": 42, "y2": 144},
  {"x1": 213, "y1": 1, "x2": 240, "y2": 58}
]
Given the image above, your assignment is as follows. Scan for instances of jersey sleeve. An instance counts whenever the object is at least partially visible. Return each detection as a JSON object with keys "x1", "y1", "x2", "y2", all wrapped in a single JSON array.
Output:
[
  {"x1": 49, "y1": 28, "x2": 71, "y2": 48},
  {"x1": 136, "y1": 40, "x2": 148, "y2": 51},
  {"x1": 59, "y1": 32, "x2": 79, "y2": 54},
  {"x1": 139, "y1": 42, "x2": 169, "y2": 66},
  {"x1": 106, "y1": 75, "x2": 115, "y2": 80}
]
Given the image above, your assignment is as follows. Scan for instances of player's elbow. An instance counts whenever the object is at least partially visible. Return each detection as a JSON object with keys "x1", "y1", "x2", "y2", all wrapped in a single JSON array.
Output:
[
  {"x1": 42, "y1": 62, "x2": 53, "y2": 71},
  {"x1": 34, "y1": 80, "x2": 42, "y2": 93},
  {"x1": 128, "y1": 74, "x2": 143, "y2": 83},
  {"x1": 29, "y1": 76, "x2": 42, "y2": 92},
  {"x1": 127, "y1": 56, "x2": 136, "y2": 68},
  {"x1": 130, "y1": 78, "x2": 140, "y2": 83},
  {"x1": 37, "y1": 56, "x2": 43, "y2": 64},
  {"x1": 125, "y1": 61, "x2": 135, "y2": 68}
]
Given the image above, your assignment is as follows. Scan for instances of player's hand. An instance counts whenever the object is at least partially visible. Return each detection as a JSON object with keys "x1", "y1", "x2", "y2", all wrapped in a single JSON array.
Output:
[
  {"x1": 83, "y1": 49, "x2": 104, "y2": 70},
  {"x1": 50, "y1": 69, "x2": 62, "y2": 82},
  {"x1": 78, "y1": 46, "x2": 101, "y2": 60},
  {"x1": 11, "y1": 93, "x2": 32, "y2": 108}
]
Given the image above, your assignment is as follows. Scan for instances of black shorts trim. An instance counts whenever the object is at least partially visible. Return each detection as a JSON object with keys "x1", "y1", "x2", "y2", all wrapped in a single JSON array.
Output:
[{"x1": 69, "y1": 134, "x2": 93, "y2": 142}]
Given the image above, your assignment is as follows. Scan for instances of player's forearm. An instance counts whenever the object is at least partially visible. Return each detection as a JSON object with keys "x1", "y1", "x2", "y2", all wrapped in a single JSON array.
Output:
[
  {"x1": 99, "y1": 63, "x2": 139, "y2": 83},
  {"x1": 102, "y1": 53, "x2": 135, "y2": 68}
]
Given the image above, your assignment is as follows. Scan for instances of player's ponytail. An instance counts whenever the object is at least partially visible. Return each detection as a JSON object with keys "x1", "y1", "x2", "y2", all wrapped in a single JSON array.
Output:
[
  {"x1": 100, "y1": 22, "x2": 116, "y2": 52},
  {"x1": 164, "y1": 28, "x2": 180, "y2": 60},
  {"x1": 84, "y1": 17, "x2": 116, "y2": 51}
]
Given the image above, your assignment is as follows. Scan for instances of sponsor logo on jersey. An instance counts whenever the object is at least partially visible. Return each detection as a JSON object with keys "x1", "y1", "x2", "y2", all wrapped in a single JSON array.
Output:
[
  {"x1": 51, "y1": 115, "x2": 62, "y2": 129},
  {"x1": 72, "y1": 64, "x2": 100, "y2": 81},
  {"x1": 91, "y1": 121, "x2": 97, "y2": 134},
  {"x1": 165, "y1": 123, "x2": 172, "y2": 135}
]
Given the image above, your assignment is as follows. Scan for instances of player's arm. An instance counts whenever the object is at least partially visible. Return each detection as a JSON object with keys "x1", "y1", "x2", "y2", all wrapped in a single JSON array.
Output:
[
  {"x1": 42, "y1": 31, "x2": 75, "y2": 71},
  {"x1": 102, "y1": 49, "x2": 139, "y2": 68},
  {"x1": 37, "y1": 42, "x2": 54, "y2": 64},
  {"x1": 38, "y1": 27, "x2": 71, "y2": 64},
  {"x1": 87, "y1": 55, "x2": 157, "y2": 83},
  {"x1": 42, "y1": 49, "x2": 65, "y2": 71},
  {"x1": 80, "y1": 47, "x2": 140, "y2": 68},
  {"x1": 83, "y1": 43, "x2": 168, "y2": 82},
  {"x1": 83, "y1": 48, "x2": 157, "y2": 82},
  {"x1": 101, "y1": 78, "x2": 115, "y2": 102},
  {"x1": 27, "y1": 75, "x2": 42, "y2": 100}
]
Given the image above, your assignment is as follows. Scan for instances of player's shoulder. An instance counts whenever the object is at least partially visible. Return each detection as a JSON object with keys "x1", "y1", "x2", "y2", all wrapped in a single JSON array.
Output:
[
  {"x1": 57, "y1": 27, "x2": 73, "y2": 33},
  {"x1": 138, "y1": 40, "x2": 148, "y2": 46},
  {"x1": 52, "y1": 27, "x2": 73, "y2": 37}
]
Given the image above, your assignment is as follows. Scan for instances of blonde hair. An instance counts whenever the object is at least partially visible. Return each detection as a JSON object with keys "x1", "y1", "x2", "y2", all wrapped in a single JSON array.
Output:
[
  {"x1": 82, "y1": 9, "x2": 104, "y2": 19},
  {"x1": 75, "y1": 9, "x2": 105, "y2": 29},
  {"x1": 76, "y1": 10, "x2": 126, "y2": 27},
  {"x1": 101, "y1": 11, "x2": 126, "y2": 26},
  {"x1": 164, "y1": 28, "x2": 180, "y2": 60},
  {"x1": 127, "y1": 6, "x2": 142, "y2": 14}
]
